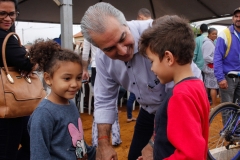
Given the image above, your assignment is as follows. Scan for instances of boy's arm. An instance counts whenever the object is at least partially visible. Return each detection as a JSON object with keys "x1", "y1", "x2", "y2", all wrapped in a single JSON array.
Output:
[
  {"x1": 165, "y1": 94, "x2": 207, "y2": 160},
  {"x1": 28, "y1": 108, "x2": 53, "y2": 160}
]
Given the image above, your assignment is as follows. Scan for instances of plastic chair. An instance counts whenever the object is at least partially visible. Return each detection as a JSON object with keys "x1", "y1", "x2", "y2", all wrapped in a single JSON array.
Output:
[
  {"x1": 88, "y1": 83, "x2": 94, "y2": 115},
  {"x1": 75, "y1": 84, "x2": 87, "y2": 113},
  {"x1": 79, "y1": 84, "x2": 86, "y2": 113}
]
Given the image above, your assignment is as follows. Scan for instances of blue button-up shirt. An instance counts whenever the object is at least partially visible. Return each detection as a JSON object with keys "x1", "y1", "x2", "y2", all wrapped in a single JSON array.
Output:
[{"x1": 94, "y1": 19, "x2": 202, "y2": 124}]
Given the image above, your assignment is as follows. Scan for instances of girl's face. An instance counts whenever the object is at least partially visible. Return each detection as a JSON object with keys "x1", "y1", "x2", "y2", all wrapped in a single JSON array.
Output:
[
  {"x1": 46, "y1": 61, "x2": 82, "y2": 105},
  {"x1": 0, "y1": 1, "x2": 16, "y2": 31},
  {"x1": 208, "y1": 30, "x2": 218, "y2": 41}
]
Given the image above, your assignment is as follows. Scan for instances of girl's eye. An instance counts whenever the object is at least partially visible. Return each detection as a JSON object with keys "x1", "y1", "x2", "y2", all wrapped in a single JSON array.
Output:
[
  {"x1": 64, "y1": 77, "x2": 70, "y2": 81},
  {"x1": 77, "y1": 76, "x2": 82, "y2": 81}
]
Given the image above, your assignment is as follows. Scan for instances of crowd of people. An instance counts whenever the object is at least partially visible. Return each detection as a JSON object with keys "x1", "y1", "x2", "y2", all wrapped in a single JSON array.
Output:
[{"x1": 0, "y1": 0, "x2": 240, "y2": 160}]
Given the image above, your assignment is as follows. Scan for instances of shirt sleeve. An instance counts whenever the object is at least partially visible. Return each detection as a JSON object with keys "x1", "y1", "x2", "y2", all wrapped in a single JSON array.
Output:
[
  {"x1": 193, "y1": 38, "x2": 198, "y2": 63},
  {"x1": 28, "y1": 108, "x2": 54, "y2": 160},
  {"x1": 165, "y1": 94, "x2": 206, "y2": 160},
  {"x1": 82, "y1": 39, "x2": 91, "y2": 61},
  {"x1": 191, "y1": 61, "x2": 202, "y2": 80},
  {"x1": 93, "y1": 51, "x2": 119, "y2": 124},
  {"x1": 214, "y1": 35, "x2": 227, "y2": 82},
  {"x1": 202, "y1": 41, "x2": 214, "y2": 63}
]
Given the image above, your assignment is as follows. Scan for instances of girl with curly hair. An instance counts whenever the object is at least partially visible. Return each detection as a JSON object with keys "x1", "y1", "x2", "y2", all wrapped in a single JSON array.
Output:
[{"x1": 27, "y1": 39, "x2": 95, "y2": 160}]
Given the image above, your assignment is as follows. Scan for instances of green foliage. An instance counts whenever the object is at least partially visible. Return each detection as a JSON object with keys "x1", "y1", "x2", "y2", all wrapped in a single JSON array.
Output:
[{"x1": 191, "y1": 24, "x2": 201, "y2": 37}]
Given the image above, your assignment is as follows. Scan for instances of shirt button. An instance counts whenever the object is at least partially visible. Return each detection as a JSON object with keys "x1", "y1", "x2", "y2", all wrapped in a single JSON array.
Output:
[
  {"x1": 133, "y1": 82, "x2": 135, "y2": 85},
  {"x1": 128, "y1": 66, "x2": 131, "y2": 68},
  {"x1": 146, "y1": 105, "x2": 148, "y2": 107},
  {"x1": 138, "y1": 97, "x2": 140, "y2": 99},
  {"x1": 160, "y1": 94, "x2": 162, "y2": 96}
]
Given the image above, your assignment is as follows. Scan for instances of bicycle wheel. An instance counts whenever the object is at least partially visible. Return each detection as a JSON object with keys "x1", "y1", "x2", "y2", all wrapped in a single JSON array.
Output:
[{"x1": 208, "y1": 102, "x2": 240, "y2": 160}]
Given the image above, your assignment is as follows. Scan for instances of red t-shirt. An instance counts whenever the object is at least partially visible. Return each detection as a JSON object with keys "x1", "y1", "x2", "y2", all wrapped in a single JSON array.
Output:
[{"x1": 154, "y1": 77, "x2": 210, "y2": 160}]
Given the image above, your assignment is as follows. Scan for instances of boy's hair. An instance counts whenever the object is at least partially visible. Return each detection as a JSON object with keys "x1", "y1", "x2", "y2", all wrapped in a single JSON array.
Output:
[
  {"x1": 139, "y1": 15, "x2": 195, "y2": 65},
  {"x1": 29, "y1": 39, "x2": 82, "y2": 76}
]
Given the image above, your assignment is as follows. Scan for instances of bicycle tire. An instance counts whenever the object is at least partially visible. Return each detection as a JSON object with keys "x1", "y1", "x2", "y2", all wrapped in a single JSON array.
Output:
[{"x1": 208, "y1": 102, "x2": 240, "y2": 160}]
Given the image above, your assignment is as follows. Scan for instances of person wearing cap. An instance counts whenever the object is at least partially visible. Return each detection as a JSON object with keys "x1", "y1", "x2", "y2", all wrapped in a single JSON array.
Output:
[{"x1": 214, "y1": 7, "x2": 240, "y2": 103}]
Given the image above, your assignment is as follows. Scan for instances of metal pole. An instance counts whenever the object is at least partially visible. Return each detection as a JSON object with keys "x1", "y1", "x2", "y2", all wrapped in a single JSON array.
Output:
[
  {"x1": 60, "y1": 0, "x2": 73, "y2": 50},
  {"x1": 22, "y1": 28, "x2": 24, "y2": 45}
]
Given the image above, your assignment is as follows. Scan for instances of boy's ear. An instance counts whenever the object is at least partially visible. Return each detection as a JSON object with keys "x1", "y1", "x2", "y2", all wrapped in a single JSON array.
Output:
[
  {"x1": 164, "y1": 51, "x2": 174, "y2": 66},
  {"x1": 43, "y1": 72, "x2": 52, "y2": 86}
]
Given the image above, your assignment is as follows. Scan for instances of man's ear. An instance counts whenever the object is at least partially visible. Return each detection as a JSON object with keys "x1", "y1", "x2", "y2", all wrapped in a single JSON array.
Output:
[
  {"x1": 164, "y1": 51, "x2": 174, "y2": 66},
  {"x1": 44, "y1": 72, "x2": 52, "y2": 86}
]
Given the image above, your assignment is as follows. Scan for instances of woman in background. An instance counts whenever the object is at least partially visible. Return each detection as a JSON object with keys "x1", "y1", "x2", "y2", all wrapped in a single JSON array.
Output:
[
  {"x1": 202, "y1": 28, "x2": 219, "y2": 107},
  {"x1": 0, "y1": 0, "x2": 34, "y2": 159}
]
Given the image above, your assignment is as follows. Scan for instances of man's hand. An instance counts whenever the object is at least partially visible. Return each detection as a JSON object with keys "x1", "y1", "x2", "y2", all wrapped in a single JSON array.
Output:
[
  {"x1": 218, "y1": 79, "x2": 228, "y2": 89},
  {"x1": 82, "y1": 70, "x2": 89, "y2": 81},
  {"x1": 96, "y1": 142, "x2": 118, "y2": 160},
  {"x1": 137, "y1": 144, "x2": 153, "y2": 160},
  {"x1": 96, "y1": 124, "x2": 118, "y2": 160}
]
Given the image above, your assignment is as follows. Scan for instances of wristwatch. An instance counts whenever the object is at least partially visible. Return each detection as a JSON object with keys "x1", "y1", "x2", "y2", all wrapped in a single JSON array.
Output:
[{"x1": 148, "y1": 139, "x2": 154, "y2": 148}]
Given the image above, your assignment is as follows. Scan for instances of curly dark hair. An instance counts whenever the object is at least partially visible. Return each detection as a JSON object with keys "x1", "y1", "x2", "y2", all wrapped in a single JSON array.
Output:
[
  {"x1": 28, "y1": 39, "x2": 82, "y2": 76},
  {"x1": 139, "y1": 15, "x2": 195, "y2": 65}
]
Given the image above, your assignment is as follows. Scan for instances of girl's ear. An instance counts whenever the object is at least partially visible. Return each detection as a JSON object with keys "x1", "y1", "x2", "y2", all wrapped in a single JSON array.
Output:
[
  {"x1": 164, "y1": 51, "x2": 174, "y2": 66},
  {"x1": 44, "y1": 72, "x2": 52, "y2": 86}
]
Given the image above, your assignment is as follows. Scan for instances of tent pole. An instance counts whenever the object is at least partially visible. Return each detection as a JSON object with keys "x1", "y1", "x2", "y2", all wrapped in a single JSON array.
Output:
[{"x1": 60, "y1": 0, "x2": 73, "y2": 50}]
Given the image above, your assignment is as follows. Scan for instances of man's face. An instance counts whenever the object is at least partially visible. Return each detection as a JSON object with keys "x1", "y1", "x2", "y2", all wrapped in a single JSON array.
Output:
[
  {"x1": 233, "y1": 12, "x2": 240, "y2": 29},
  {"x1": 91, "y1": 17, "x2": 135, "y2": 62}
]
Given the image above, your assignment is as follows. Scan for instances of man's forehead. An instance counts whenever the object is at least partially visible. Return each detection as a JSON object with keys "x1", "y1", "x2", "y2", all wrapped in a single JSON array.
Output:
[{"x1": 91, "y1": 24, "x2": 128, "y2": 48}]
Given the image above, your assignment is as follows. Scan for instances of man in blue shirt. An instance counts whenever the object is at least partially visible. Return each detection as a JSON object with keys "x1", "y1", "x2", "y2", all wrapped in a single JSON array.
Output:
[
  {"x1": 214, "y1": 7, "x2": 240, "y2": 103},
  {"x1": 81, "y1": 2, "x2": 202, "y2": 160}
]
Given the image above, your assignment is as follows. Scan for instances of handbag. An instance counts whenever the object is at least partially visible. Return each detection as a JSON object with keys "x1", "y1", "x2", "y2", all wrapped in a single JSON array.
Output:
[{"x1": 0, "y1": 32, "x2": 46, "y2": 118}]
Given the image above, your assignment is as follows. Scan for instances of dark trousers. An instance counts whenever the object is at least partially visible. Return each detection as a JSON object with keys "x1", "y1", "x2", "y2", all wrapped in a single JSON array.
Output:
[
  {"x1": 0, "y1": 116, "x2": 30, "y2": 160},
  {"x1": 91, "y1": 67, "x2": 96, "y2": 86},
  {"x1": 126, "y1": 92, "x2": 136, "y2": 119},
  {"x1": 128, "y1": 108, "x2": 155, "y2": 160}
]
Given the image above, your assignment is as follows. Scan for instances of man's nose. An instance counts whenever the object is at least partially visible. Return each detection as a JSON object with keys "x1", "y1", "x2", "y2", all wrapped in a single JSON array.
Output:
[{"x1": 116, "y1": 44, "x2": 127, "y2": 56}]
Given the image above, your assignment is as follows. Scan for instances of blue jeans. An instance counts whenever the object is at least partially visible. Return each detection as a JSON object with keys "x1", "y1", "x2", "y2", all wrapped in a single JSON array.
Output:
[
  {"x1": 118, "y1": 86, "x2": 126, "y2": 103},
  {"x1": 0, "y1": 116, "x2": 30, "y2": 160},
  {"x1": 126, "y1": 92, "x2": 136, "y2": 119},
  {"x1": 128, "y1": 108, "x2": 155, "y2": 160}
]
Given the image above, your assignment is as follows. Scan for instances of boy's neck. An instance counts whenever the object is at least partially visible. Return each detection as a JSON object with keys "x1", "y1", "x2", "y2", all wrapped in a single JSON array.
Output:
[{"x1": 173, "y1": 63, "x2": 194, "y2": 84}]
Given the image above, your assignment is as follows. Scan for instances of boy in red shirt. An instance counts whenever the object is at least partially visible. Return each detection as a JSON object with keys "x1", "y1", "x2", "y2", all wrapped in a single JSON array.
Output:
[{"x1": 138, "y1": 15, "x2": 210, "y2": 160}]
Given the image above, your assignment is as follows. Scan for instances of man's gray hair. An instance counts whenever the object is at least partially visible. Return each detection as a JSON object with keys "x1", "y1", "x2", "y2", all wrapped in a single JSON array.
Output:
[{"x1": 81, "y1": 2, "x2": 127, "y2": 45}]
